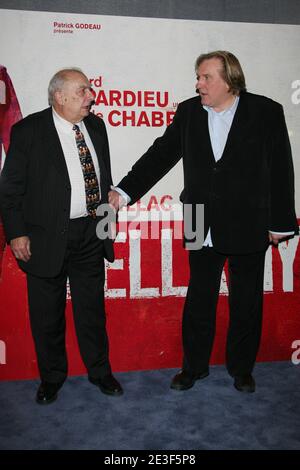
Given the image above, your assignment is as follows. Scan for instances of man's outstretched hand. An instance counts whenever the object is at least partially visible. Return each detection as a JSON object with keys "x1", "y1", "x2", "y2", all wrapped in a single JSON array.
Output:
[
  {"x1": 268, "y1": 233, "x2": 287, "y2": 245},
  {"x1": 108, "y1": 190, "x2": 126, "y2": 212}
]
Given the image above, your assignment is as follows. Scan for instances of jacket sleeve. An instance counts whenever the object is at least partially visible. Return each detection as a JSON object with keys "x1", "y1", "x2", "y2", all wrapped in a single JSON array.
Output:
[
  {"x1": 0, "y1": 121, "x2": 30, "y2": 242},
  {"x1": 117, "y1": 103, "x2": 183, "y2": 204},
  {"x1": 268, "y1": 104, "x2": 298, "y2": 233}
]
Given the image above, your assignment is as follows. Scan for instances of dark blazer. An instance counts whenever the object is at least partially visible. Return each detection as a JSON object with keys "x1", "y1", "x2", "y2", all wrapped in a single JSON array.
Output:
[
  {"x1": 118, "y1": 92, "x2": 298, "y2": 254},
  {"x1": 0, "y1": 107, "x2": 114, "y2": 277}
]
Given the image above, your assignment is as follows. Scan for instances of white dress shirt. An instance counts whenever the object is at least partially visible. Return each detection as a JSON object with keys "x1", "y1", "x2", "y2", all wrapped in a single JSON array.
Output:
[{"x1": 52, "y1": 108, "x2": 101, "y2": 219}]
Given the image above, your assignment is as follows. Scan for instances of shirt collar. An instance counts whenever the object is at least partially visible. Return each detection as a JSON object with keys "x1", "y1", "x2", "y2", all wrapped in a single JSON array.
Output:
[
  {"x1": 52, "y1": 107, "x2": 83, "y2": 133},
  {"x1": 203, "y1": 95, "x2": 239, "y2": 116}
]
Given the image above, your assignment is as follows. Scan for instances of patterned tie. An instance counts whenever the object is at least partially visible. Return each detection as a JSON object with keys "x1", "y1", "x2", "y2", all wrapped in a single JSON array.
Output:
[{"x1": 73, "y1": 124, "x2": 100, "y2": 218}]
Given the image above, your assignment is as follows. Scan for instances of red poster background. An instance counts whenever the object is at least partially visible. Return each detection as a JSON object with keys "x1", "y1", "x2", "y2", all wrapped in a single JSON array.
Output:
[{"x1": 0, "y1": 222, "x2": 299, "y2": 381}]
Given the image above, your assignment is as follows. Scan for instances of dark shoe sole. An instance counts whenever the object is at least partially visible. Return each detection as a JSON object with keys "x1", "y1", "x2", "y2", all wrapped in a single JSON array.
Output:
[
  {"x1": 98, "y1": 385, "x2": 124, "y2": 397},
  {"x1": 170, "y1": 371, "x2": 209, "y2": 391},
  {"x1": 234, "y1": 383, "x2": 255, "y2": 393},
  {"x1": 88, "y1": 377, "x2": 124, "y2": 396},
  {"x1": 170, "y1": 381, "x2": 194, "y2": 391},
  {"x1": 36, "y1": 393, "x2": 58, "y2": 405}
]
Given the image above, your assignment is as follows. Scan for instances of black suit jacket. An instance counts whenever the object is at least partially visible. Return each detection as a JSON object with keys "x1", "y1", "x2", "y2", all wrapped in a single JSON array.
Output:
[
  {"x1": 118, "y1": 92, "x2": 298, "y2": 254},
  {"x1": 0, "y1": 107, "x2": 114, "y2": 277}
]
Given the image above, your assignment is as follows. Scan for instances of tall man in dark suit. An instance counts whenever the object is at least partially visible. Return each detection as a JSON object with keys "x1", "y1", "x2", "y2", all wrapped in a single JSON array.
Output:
[
  {"x1": 0, "y1": 68, "x2": 123, "y2": 404},
  {"x1": 109, "y1": 51, "x2": 298, "y2": 393}
]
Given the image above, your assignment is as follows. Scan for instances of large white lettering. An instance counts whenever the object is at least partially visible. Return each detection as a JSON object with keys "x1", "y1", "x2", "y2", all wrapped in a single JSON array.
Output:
[
  {"x1": 278, "y1": 237, "x2": 299, "y2": 292},
  {"x1": 103, "y1": 228, "x2": 299, "y2": 299},
  {"x1": 129, "y1": 230, "x2": 159, "y2": 298},
  {"x1": 161, "y1": 229, "x2": 187, "y2": 297}
]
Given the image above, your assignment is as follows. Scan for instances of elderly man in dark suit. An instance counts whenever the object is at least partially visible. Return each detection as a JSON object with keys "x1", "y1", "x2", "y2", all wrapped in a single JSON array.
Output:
[
  {"x1": 0, "y1": 68, "x2": 123, "y2": 404},
  {"x1": 109, "y1": 51, "x2": 298, "y2": 393}
]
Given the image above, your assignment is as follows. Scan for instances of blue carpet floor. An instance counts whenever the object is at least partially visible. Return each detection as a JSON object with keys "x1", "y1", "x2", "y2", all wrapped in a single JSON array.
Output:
[{"x1": 0, "y1": 361, "x2": 299, "y2": 450}]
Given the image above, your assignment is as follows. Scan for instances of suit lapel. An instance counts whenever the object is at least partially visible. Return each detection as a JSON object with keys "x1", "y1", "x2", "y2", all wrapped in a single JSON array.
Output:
[
  {"x1": 84, "y1": 116, "x2": 110, "y2": 190},
  {"x1": 42, "y1": 108, "x2": 71, "y2": 185},
  {"x1": 192, "y1": 99, "x2": 216, "y2": 166},
  {"x1": 42, "y1": 110, "x2": 110, "y2": 201},
  {"x1": 216, "y1": 92, "x2": 250, "y2": 166},
  {"x1": 201, "y1": 105, "x2": 216, "y2": 166}
]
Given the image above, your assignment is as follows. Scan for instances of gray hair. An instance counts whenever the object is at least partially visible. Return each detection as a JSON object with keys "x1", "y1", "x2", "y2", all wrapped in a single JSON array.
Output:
[{"x1": 48, "y1": 67, "x2": 84, "y2": 105}]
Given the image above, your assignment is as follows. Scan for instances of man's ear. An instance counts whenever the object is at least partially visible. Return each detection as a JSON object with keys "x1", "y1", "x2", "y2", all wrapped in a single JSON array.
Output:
[{"x1": 55, "y1": 90, "x2": 65, "y2": 105}]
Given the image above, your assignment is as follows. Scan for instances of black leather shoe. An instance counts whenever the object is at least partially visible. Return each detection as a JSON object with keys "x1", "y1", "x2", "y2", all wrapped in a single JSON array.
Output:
[
  {"x1": 89, "y1": 374, "x2": 123, "y2": 396},
  {"x1": 170, "y1": 369, "x2": 209, "y2": 391},
  {"x1": 234, "y1": 374, "x2": 255, "y2": 393},
  {"x1": 36, "y1": 381, "x2": 64, "y2": 405}
]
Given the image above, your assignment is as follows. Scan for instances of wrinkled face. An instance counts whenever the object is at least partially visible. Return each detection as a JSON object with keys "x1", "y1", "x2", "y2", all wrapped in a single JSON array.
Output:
[
  {"x1": 54, "y1": 71, "x2": 94, "y2": 123},
  {"x1": 196, "y1": 58, "x2": 234, "y2": 111}
]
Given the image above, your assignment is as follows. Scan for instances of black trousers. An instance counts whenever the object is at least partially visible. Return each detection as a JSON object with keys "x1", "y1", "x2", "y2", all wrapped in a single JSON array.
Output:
[
  {"x1": 182, "y1": 247, "x2": 266, "y2": 377},
  {"x1": 26, "y1": 217, "x2": 111, "y2": 383}
]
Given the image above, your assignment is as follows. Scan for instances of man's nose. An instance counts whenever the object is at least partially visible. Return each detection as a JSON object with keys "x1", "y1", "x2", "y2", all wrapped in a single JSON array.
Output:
[
  {"x1": 86, "y1": 89, "x2": 95, "y2": 99},
  {"x1": 196, "y1": 77, "x2": 204, "y2": 88}
]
